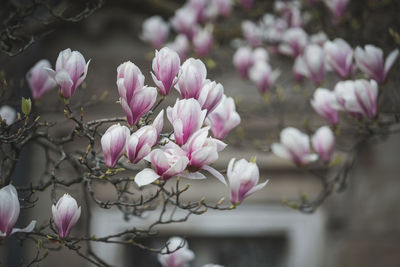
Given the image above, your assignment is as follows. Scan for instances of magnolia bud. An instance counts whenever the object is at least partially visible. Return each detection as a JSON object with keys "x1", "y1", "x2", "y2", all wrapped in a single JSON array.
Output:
[{"x1": 52, "y1": 194, "x2": 81, "y2": 238}]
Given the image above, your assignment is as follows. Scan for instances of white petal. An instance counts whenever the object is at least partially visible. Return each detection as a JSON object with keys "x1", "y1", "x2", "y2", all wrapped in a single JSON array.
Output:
[{"x1": 135, "y1": 168, "x2": 161, "y2": 187}]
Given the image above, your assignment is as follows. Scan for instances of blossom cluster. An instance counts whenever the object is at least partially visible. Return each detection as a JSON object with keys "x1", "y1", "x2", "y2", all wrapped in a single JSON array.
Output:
[
  {"x1": 99, "y1": 46, "x2": 267, "y2": 205},
  {"x1": 0, "y1": 42, "x2": 271, "y2": 244},
  {"x1": 226, "y1": 0, "x2": 398, "y2": 168}
]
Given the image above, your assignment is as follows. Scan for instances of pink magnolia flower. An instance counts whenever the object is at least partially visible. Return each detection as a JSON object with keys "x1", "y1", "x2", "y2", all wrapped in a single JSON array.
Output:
[
  {"x1": 197, "y1": 80, "x2": 224, "y2": 115},
  {"x1": 181, "y1": 127, "x2": 227, "y2": 184},
  {"x1": 26, "y1": 59, "x2": 56, "y2": 100},
  {"x1": 141, "y1": 16, "x2": 170, "y2": 49},
  {"x1": 228, "y1": 158, "x2": 268, "y2": 204},
  {"x1": 117, "y1": 61, "x2": 145, "y2": 104},
  {"x1": 239, "y1": 0, "x2": 254, "y2": 9},
  {"x1": 312, "y1": 126, "x2": 335, "y2": 163},
  {"x1": 249, "y1": 61, "x2": 280, "y2": 94},
  {"x1": 167, "y1": 34, "x2": 190, "y2": 62},
  {"x1": 101, "y1": 124, "x2": 130, "y2": 168},
  {"x1": 252, "y1": 47, "x2": 269, "y2": 63},
  {"x1": 215, "y1": 0, "x2": 232, "y2": 16},
  {"x1": 355, "y1": 45, "x2": 399, "y2": 84},
  {"x1": 171, "y1": 7, "x2": 199, "y2": 40},
  {"x1": 295, "y1": 44, "x2": 326, "y2": 84},
  {"x1": 126, "y1": 126, "x2": 158, "y2": 164},
  {"x1": 262, "y1": 15, "x2": 288, "y2": 43},
  {"x1": 120, "y1": 86, "x2": 157, "y2": 126},
  {"x1": 353, "y1": 79, "x2": 379, "y2": 120},
  {"x1": 0, "y1": 105, "x2": 16, "y2": 125},
  {"x1": 275, "y1": 1, "x2": 304, "y2": 28},
  {"x1": 126, "y1": 110, "x2": 163, "y2": 164},
  {"x1": 47, "y1": 48, "x2": 90, "y2": 98},
  {"x1": 311, "y1": 88, "x2": 340, "y2": 125},
  {"x1": 271, "y1": 127, "x2": 318, "y2": 166},
  {"x1": 151, "y1": 47, "x2": 181, "y2": 96},
  {"x1": 242, "y1": 20, "x2": 263, "y2": 47},
  {"x1": 158, "y1": 237, "x2": 195, "y2": 267},
  {"x1": 193, "y1": 27, "x2": 214, "y2": 57},
  {"x1": 175, "y1": 58, "x2": 207, "y2": 99},
  {"x1": 117, "y1": 62, "x2": 157, "y2": 125},
  {"x1": 167, "y1": 99, "x2": 207, "y2": 145},
  {"x1": 333, "y1": 80, "x2": 364, "y2": 118},
  {"x1": 205, "y1": 95, "x2": 241, "y2": 140},
  {"x1": 324, "y1": 38, "x2": 355, "y2": 79},
  {"x1": 233, "y1": 46, "x2": 254, "y2": 79},
  {"x1": 278, "y1": 28, "x2": 308, "y2": 57},
  {"x1": 0, "y1": 184, "x2": 36, "y2": 238},
  {"x1": 188, "y1": 0, "x2": 209, "y2": 23},
  {"x1": 333, "y1": 79, "x2": 380, "y2": 120},
  {"x1": 134, "y1": 142, "x2": 189, "y2": 187},
  {"x1": 52, "y1": 194, "x2": 81, "y2": 239},
  {"x1": 323, "y1": 0, "x2": 350, "y2": 22}
]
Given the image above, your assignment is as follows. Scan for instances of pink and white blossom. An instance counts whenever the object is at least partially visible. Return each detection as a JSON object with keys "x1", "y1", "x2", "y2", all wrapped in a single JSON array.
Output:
[
  {"x1": 181, "y1": 127, "x2": 227, "y2": 183},
  {"x1": 117, "y1": 61, "x2": 145, "y2": 103},
  {"x1": 158, "y1": 237, "x2": 195, "y2": 267},
  {"x1": 278, "y1": 28, "x2": 308, "y2": 58},
  {"x1": 197, "y1": 80, "x2": 224, "y2": 114},
  {"x1": 271, "y1": 127, "x2": 318, "y2": 166},
  {"x1": 311, "y1": 88, "x2": 340, "y2": 125},
  {"x1": 249, "y1": 61, "x2": 280, "y2": 94},
  {"x1": 324, "y1": 38, "x2": 355, "y2": 79},
  {"x1": 151, "y1": 47, "x2": 181, "y2": 96},
  {"x1": 252, "y1": 47, "x2": 269, "y2": 63},
  {"x1": 135, "y1": 142, "x2": 189, "y2": 187},
  {"x1": 175, "y1": 58, "x2": 207, "y2": 99},
  {"x1": 117, "y1": 61, "x2": 157, "y2": 125},
  {"x1": 262, "y1": 15, "x2": 288, "y2": 43},
  {"x1": 26, "y1": 59, "x2": 56, "y2": 100},
  {"x1": 120, "y1": 86, "x2": 157, "y2": 126},
  {"x1": 312, "y1": 126, "x2": 335, "y2": 163},
  {"x1": 188, "y1": 0, "x2": 209, "y2": 23},
  {"x1": 171, "y1": 7, "x2": 199, "y2": 40},
  {"x1": 323, "y1": 0, "x2": 350, "y2": 22},
  {"x1": 233, "y1": 46, "x2": 254, "y2": 79},
  {"x1": 167, "y1": 99, "x2": 207, "y2": 145},
  {"x1": 126, "y1": 126, "x2": 158, "y2": 164},
  {"x1": 0, "y1": 184, "x2": 36, "y2": 238},
  {"x1": 167, "y1": 34, "x2": 191, "y2": 62},
  {"x1": 355, "y1": 45, "x2": 399, "y2": 84},
  {"x1": 205, "y1": 96, "x2": 241, "y2": 140},
  {"x1": 141, "y1": 16, "x2": 169, "y2": 49},
  {"x1": 126, "y1": 110, "x2": 163, "y2": 164},
  {"x1": 0, "y1": 105, "x2": 17, "y2": 125},
  {"x1": 333, "y1": 80, "x2": 364, "y2": 117},
  {"x1": 52, "y1": 194, "x2": 81, "y2": 239},
  {"x1": 242, "y1": 20, "x2": 263, "y2": 47},
  {"x1": 353, "y1": 79, "x2": 379, "y2": 120},
  {"x1": 228, "y1": 158, "x2": 268, "y2": 204},
  {"x1": 47, "y1": 48, "x2": 90, "y2": 98},
  {"x1": 295, "y1": 44, "x2": 326, "y2": 84},
  {"x1": 193, "y1": 27, "x2": 214, "y2": 57},
  {"x1": 101, "y1": 124, "x2": 130, "y2": 168}
]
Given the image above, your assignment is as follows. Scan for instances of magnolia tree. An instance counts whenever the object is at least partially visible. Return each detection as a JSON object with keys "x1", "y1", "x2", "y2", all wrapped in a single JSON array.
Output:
[{"x1": 1, "y1": 0, "x2": 399, "y2": 266}]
